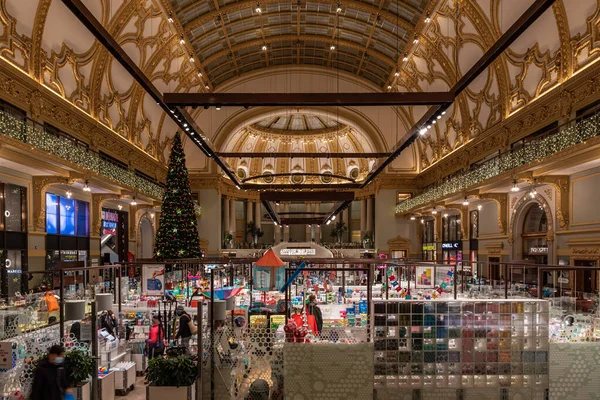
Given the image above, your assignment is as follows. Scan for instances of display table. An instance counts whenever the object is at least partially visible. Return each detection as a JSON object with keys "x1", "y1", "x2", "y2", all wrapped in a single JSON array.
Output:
[
  {"x1": 113, "y1": 362, "x2": 136, "y2": 394},
  {"x1": 373, "y1": 299, "x2": 550, "y2": 398},
  {"x1": 97, "y1": 371, "x2": 115, "y2": 400}
]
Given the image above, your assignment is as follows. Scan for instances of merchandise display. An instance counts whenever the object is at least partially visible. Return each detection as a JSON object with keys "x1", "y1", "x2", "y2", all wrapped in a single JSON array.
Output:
[{"x1": 373, "y1": 299, "x2": 550, "y2": 393}]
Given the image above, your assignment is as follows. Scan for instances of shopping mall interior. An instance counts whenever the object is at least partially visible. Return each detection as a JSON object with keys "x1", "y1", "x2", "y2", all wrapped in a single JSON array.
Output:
[{"x1": 0, "y1": 0, "x2": 600, "y2": 399}]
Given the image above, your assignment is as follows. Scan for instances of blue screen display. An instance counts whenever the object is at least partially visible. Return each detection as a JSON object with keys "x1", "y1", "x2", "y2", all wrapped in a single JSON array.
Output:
[
  {"x1": 59, "y1": 197, "x2": 76, "y2": 235},
  {"x1": 76, "y1": 201, "x2": 89, "y2": 236},
  {"x1": 46, "y1": 193, "x2": 58, "y2": 234}
]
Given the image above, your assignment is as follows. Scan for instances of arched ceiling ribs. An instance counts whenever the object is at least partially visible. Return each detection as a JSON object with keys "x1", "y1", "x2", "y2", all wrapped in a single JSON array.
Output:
[
  {"x1": 202, "y1": 35, "x2": 397, "y2": 70},
  {"x1": 211, "y1": 0, "x2": 241, "y2": 76},
  {"x1": 356, "y1": 0, "x2": 387, "y2": 77},
  {"x1": 181, "y1": 0, "x2": 417, "y2": 34}
]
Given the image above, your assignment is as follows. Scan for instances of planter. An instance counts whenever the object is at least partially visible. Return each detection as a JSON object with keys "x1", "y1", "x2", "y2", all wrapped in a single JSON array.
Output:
[
  {"x1": 66, "y1": 382, "x2": 91, "y2": 400},
  {"x1": 98, "y1": 371, "x2": 115, "y2": 400},
  {"x1": 146, "y1": 385, "x2": 195, "y2": 400}
]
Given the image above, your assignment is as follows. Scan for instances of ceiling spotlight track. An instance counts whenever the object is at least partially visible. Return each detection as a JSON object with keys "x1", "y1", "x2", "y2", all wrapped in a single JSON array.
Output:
[{"x1": 60, "y1": 0, "x2": 240, "y2": 187}]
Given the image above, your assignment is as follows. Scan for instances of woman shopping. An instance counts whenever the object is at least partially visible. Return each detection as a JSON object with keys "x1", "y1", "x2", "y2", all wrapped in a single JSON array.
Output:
[{"x1": 147, "y1": 315, "x2": 164, "y2": 359}]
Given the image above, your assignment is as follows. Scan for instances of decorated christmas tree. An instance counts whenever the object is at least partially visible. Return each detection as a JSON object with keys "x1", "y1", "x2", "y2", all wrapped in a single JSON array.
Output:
[{"x1": 154, "y1": 132, "x2": 201, "y2": 261}]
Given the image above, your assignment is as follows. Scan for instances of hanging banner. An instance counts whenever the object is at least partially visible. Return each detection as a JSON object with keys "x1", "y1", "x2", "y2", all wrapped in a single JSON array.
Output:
[{"x1": 142, "y1": 264, "x2": 165, "y2": 295}]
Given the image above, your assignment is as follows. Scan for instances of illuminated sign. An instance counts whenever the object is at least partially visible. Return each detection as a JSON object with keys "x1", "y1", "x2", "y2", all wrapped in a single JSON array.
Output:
[
  {"x1": 442, "y1": 242, "x2": 461, "y2": 250},
  {"x1": 422, "y1": 245, "x2": 436, "y2": 251},
  {"x1": 529, "y1": 247, "x2": 548, "y2": 253},
  {"x1": 101, "y1": 210, "x2": 119, "y2": 222},
  {"x1": 280, "y1": 248, "x2": 316, "y2": 256}
]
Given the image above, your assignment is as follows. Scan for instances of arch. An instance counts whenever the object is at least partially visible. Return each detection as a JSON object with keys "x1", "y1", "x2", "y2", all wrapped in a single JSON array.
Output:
[
  {"x1": 138, "y1": 215, "x2": 155, "y2": 259},
  {"x1": 509, "y1": 193, "x2": 554, "y2": 262}
]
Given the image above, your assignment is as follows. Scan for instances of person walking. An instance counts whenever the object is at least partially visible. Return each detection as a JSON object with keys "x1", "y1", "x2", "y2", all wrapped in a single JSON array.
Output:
[
  {"x1": 147, "y1": 315, "x2": 164, "y2": 359},
  {"x1": 31, "y1": 344, "x2": 68, "y2": 400},
  {"x1": 175, "y1": 305, "x2": 194, "y2": 349},
  {"x1": 306, "y1": 294, "x2": 323, "y2": 335}
]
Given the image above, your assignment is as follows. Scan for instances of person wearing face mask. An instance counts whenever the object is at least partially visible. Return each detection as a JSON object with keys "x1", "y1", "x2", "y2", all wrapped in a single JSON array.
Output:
[{"x1": 31, "y1": 344, "x2": 68, "y2": 400}]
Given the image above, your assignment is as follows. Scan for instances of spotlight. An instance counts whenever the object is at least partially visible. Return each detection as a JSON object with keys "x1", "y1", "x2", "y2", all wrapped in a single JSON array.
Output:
[
  {"x1": 387, "y1": 85, "x2": 392, "y2": 89},
  {"x1": 403, "y1": 54, "x2": 408, "y2": 62},
  {"x1": 236, "y1": 185, "x2": 240, "y2": 189},
  {"x1": 462, "y1": 197, "x2": 469, "y2": 206},
  {"x1": 197, "y1": 72, "x2": 203, "y2": 77},
  {"x1": 190, "y1": 57, "x2": 194, "y2": 63},
  {"x1": 441, "y1": 111, "x2": 446, "y2": 115},
  {"x1": 436, "y1": 115, "x2": 442, "y2": 120},
  {"x1": 443, "y1": 213, "x2": 448, "y2": 218},
  {"x1": 419, "y1": 128, "x2": 427, "y2": 135},
  {"x1": 420, "y1": 218, "x2": 424, "y2": 224},
  {"x1": 330, "y1": 45, "x2": 336, "y2": 50},
  {"x1": 179, "y1": 36, "x2": 185, "y2": 44},
  {"x1": 432, "y1": 209, "x2": 437, "y2": 215},
  {"x1": 205, "y1": 85, "x2": 210, "y2": 90},
  {"x1": 410, "y1": 216, "x2": 416, "y2": 220},
  {"x1": 118, "y1": 204, "x2": 123, "y2": 210},
  {"x1": 326, "y1": 220, "x2": 331, "y2": 225},
  {"x1": 167, "y1": 13, "x2": 174, "y2": 23},
  {"x1": 66, "y1": 189, "x2": 72, "y2": 198},
  {"x1": 394, "y1": 71, "x2": 400, "y2": 77},
  {"x1": 477, "y1": 204, "x2": 482, "y2": 211},
  {"x1": 255, "y1": 3, "x2": 262, "y2": 13},
  {"x1": 183, "y1": 123, "x2": 188, "y2": 127},
  {"x1": 413, "y1": 38, "x2": 419, "y2": 44},
  {"x1": 83, "y1": 180, "x2": 91, "y2": 192},
  {"x1": 426, "y1": 125, "x2": 431, "y2": 129},
  {"x1": 131, "y1": 197, "x2": 137, "y2": 206},
  {"x1": 511, "y1": 180, "x2": 519, "y2": 192},
  {"x1": 262, "y1": 45, "x2": 267, "y2": 51},
  {"x1": 432, "y1": 120, "x2": 436, "y2": 124},
  {"x1": 216, "y1": 105, "x2": 222, "y2": 110},
  {"x1": 529, "y1": 188, "x2": 537, "y2": 199},
  {"x1": 424, "y1": 12, "x2": 430, "y2": 23},
  {"x1": 336, "y1": 3, "x2": 342, "y2": 12}
]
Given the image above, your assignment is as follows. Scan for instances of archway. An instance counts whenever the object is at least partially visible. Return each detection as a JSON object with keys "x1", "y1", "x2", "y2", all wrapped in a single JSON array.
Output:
[{"x1": 139, "y1": 218, "x2": 154, "y2": 259}]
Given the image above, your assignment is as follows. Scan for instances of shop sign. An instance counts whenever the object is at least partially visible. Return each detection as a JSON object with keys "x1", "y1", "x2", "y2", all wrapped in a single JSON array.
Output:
[
  {"x1": 280, "y1": 248, "x2": 316, "y2": 256},
  {"x1": 529, "y1": 247, "x2": 548, "y2": 253},
  {"x1": 101, "y1": 210, "x2": 119, "y2": 222},
  {"x1": 6, "y1": 270, "x2": 21, "y2": 274},
  {"x1": 422, "y1": 245, "x2": 436, "y2": 251},
  {"x1": 442, "y1": 242, "x2": 461, "y2": 250}
]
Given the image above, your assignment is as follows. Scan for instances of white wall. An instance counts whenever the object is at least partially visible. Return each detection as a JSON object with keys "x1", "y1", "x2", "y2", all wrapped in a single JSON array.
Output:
[{"x1": 198, "y1": 189, "x2": 221, "y2": 253}]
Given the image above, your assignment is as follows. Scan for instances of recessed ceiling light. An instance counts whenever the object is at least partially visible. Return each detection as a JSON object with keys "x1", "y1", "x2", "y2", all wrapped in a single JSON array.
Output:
[
  {"x1": 387, "y1": 85, "x2": 392, "y2": 89},
  {"x1": 330, "y1": 45, "x2": 335, "y2": 50},
  {"x1": 413, "y1": 38, "x2": 419, "y2": 44},
  {"x1": 262, "y1": 45, "x2": 267, "y2": 51}
]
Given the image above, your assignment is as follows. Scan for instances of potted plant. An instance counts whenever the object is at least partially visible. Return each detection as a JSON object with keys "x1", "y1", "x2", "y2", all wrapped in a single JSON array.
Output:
[
  {"x1": 329, "y1": 221, "x2": 347, "y2": 244},
  {"x1": 246, "y1": 222, "x2": 264, "y2": 248},
  {"x1": 223, "y1": 233, "x2": 233, "y2": 249},
  {"x1": 146, "y1": 355, "x2": 197, "y2": 399},
  {"x1": 363, "y1": 231, "x2": 373, "y2": 248}
]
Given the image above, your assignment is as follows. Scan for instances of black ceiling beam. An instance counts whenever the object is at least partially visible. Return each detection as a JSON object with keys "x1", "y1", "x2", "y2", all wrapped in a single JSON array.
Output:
[
  {"x1": 242, "y1": 183, "x2": 361, "y2": 190},
  {"x1": 218, "y1": 152, "x2": 391, "y2": 158},
  {"x1": 322, "y1": 199, "x2": 352, "y2": 225},
  {"x1": 164, "y1": 92, "x2": 454, "y2": 107},
  {"x1": 278, "y1": 212, "x2": 329, "y2": 216},
  {"x1": 362, "y1": 0, "x2": 556, "y2": 189},
  {"x1": 60, "y1": 0, "x2": 239, "y2": 186},
  {"x1": 260, "y1": 191, "x2": 354, "y2": 202},
  {"x1": 262, "y1": 200, "x2": 280, "y2": 225},
  {"x1": 280, "y1": 218, "x2": 324, "y2": 225}
]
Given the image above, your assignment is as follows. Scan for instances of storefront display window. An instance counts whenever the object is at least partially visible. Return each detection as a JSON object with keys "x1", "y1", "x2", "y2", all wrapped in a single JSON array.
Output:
[
  {"x1": 46, "y1": 193, "x2": 90, "y2": 269},
  {"x1": 442, "y1": 215, "x2": 462, "y2": 264},
  {"x1": 421, "y1": 219, "x2": 436, "y2": 261},
  {"x1": 0, "y1": 183, "x2": 28, "y2": 298},
  {"x1": 101, "y1": 208, "x2": 128, "y2": 264}
]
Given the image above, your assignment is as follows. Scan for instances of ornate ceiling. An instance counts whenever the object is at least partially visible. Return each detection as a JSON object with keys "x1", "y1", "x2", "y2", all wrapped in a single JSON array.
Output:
[
  {"x1": 167, "y1": 0, "x2": 431, "y2": 88},
  {"x1": 0, "y1": 0, "x2": 599, "y2": 188}
]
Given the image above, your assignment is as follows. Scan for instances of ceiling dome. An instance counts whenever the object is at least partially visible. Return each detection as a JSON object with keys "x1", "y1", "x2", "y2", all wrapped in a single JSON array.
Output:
[{"x1": 253, "y1": 113, "x2": 344, "y2": 134}]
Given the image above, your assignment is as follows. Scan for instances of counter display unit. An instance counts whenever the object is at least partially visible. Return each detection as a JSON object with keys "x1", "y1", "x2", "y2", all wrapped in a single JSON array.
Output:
[{"x1": 373, "y1": 299, "x2": 549, "y2": 397}]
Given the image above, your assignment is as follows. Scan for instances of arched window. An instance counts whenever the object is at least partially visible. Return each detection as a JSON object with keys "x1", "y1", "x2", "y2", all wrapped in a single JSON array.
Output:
[{"x1": 521, "y1": 204, "x2": 548, "y2": 264}]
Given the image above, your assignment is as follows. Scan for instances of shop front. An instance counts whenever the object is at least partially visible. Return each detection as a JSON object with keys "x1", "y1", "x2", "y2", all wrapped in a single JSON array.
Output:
[
  {"x1": 0, "y1": 183, "x2": 28, "y2": 298},
  {"x1": 441, "y1": 240, "x2": 463, "y2": 264},
  {"x1": 45, "y1": 193, "x2": 90, "y2": 270},
  {"x1": 100, "y1": 208, "x2": 128, "y2": 264},
  {"x1": 442, "y1": 214, "x2": 462, "y2": 264},
  {"x1": 421, "y1": 218, "x2": 435, "y2": 261}
]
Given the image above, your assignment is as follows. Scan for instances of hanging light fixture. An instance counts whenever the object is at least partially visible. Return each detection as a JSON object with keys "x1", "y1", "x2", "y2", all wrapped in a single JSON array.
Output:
[
  {"x1": 118, "y1": 204, "x2": 123, "y2": 210},
  {"x1": 66, "y1": 189, "x2": 72, "y2": 198},
  {"x1": 443, "y1": 213, "x2": 448, "y2": 218},
  {"x1": 131, "y1": 197, "x2": 137, "y2": 206},
  {"x1": 511, "y1": 179, "x2": 519, "y2": 192},
  {"x1": 424, "y1": 12, "x2": 431, "y2": 23},
  {"x1": 410, "y1": 215, "x2": 416, "y2": 220},
  {"x1": 529, "y1": 187, "x2": 537, "y2": 199},
  {"x1": 167, "y1": 13, "x2": 174, "y2": 23},
  {"x1": 462, "y1": 197, "x2": 469, "y2": 206},
  {"x1": 179, "y1": 35, "x2": 185, "y2": 45},
  {"x1": 83, "y1": 180, "x2": 91, "y2": 192},
  {"x1": 332, "y1": 215, "x2": 336, "y2": 221},
  {"x1": 477, "y1": 204, "x2": 482, "y2": 211},
  {"x1": 255, "y1": 3, "x2": 262, "y2": 13},
  {"x1": 431, "y1": 207, "x2": 437, "y2": 215},
  {"x1": 262, "y1": 44, "x2": 268, "y2": 51},
  {"x1": 420, "y1": 218, "x2": 425, "y2": 224},
  {"x1": 336, "y1": 3, "x2": 342, "y2": 12}
]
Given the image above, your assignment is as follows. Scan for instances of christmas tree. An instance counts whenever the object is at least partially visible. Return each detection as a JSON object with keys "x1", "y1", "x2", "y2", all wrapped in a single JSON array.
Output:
[{"x1": 154, "y1": 132, "x2": 201, "y2": 261}]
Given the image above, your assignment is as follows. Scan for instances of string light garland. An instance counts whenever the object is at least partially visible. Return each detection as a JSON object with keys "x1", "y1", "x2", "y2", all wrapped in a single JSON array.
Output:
[
  {"x1": 0, "y1": 110, "x2": 163, "y2": 198},
  {"x1": 396, "y1": 113, "x2": 600, "y2": 213}
]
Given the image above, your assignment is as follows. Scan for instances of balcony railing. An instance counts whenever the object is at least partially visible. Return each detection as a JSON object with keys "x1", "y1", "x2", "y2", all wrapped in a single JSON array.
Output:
[
  {"x1": 396, "y1": 112, "x2": 600, "y2": 213},
  {"x1": 0, "y1": 110, "x2": 164, "y2": 199}
]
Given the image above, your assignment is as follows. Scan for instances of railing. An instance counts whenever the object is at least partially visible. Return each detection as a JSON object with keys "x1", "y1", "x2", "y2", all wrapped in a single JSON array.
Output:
[
  {"x1": 396, "y1": 108, "x2": 600, "y2": 213},
  {"x1": 0, "y1": 110, "x2": 164, "y2": 198}
]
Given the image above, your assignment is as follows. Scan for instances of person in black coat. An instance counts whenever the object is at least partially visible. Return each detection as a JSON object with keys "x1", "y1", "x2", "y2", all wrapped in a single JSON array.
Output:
[
  {"x1": 306, "y1": 294, "x2": 323, "y2": 335},
  {"x1": 31, "y1": 345, "x2": 68, "y2": 400},
  {"x1": 175, "y1": 305, "x2": 192, "y2": 349}
]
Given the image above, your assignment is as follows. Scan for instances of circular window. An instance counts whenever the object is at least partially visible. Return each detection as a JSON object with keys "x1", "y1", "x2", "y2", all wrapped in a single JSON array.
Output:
[
  {"x1": 320, "y1": 171, "x2": 333, "y2": 184},
  {"x1": 237, "y1": 168, "x2": 247, "y2": 180},
  {"x1": 290, "y1": 173, "x2": 304, "y2": 184},
  {"x1": 349, "y1": 168, "x2": 359, "y2": 179},
  {"x1": 262, "y1": 171, "x2": 274, "y2": 184}
]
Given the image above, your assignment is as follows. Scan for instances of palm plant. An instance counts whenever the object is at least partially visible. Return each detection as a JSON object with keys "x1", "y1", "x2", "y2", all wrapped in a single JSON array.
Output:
[{"x1": 330, "y1": 221, "x2": 347, "y2": 244}]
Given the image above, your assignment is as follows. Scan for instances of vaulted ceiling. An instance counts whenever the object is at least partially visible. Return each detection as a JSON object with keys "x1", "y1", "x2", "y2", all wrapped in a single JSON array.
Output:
[{"x1": 0, "y1": 0, "x2": 599, "y2": 187}]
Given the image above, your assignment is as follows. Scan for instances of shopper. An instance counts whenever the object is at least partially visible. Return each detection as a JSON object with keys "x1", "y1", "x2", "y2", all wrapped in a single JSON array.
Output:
[
  {"x1": 44, "y1": 290, "x2": 59, "y2": 324},
  {"x1": 100, "y1": 310, "x2": 117, "y2": 337},
  {"x1": 147, "y1": 315, "x2": 164, "y2": 359},
  {"x1": 306, "y1": 294, "x2": 323, "y2": 335},
  {"x1": 31, "y1": 344, "x2": 68, "y2": 400},
  {"x1": 175, "y1": 305, "x2": 194, "y2": 349}
]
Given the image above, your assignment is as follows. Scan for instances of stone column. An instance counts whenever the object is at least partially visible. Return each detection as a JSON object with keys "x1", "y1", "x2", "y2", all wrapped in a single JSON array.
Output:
[
  {"x1": 230, "y1": 198, "x2": 237, "y2": 239},
  {"x1": 343, "y1": 207, "x2": 350, "y2": 243},
  {"x1": 360, "y1": 198, "x2": 367, "y2": 239},
  {"x1": 366, "y1": 197, "x2": 374, "y2": 236},
  {"x1": 283, "y1": 203, "x2": 290, "y2": 242},
  {"x1": 223, "y1": 197, "x2": 230, "y2": 239},
  {"x1": 315, "y1": 203, "x2": 321, "y2": 244},
  {"x1": 274, "y1": 203, "x2": 281, "y2": 243},
  {"x1": 254, "y1": 202, "x2": 262, "y2": 231},
  {"x1": 305, "y1": 202, "x2": 312, "y2": 242},
  {"x1": 246, "y1": 200, "x2": 253, "y2": 225}
]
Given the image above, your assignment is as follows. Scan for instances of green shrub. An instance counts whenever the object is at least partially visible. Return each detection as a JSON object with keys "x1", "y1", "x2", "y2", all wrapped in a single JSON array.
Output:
[{"x1": 146, "y1": 355, "x2": 197, "y2": 387}]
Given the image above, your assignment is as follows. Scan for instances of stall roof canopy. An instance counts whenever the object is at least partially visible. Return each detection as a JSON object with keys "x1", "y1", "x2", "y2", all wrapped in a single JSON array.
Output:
[{"x1": 254, "y1": 249, "x2": 286, "y2": 267}]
